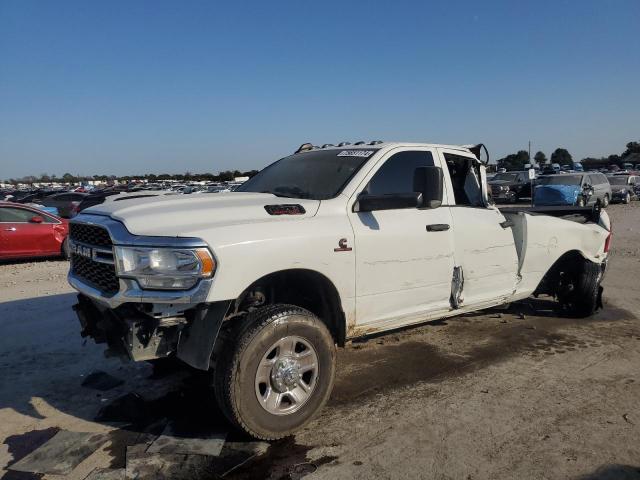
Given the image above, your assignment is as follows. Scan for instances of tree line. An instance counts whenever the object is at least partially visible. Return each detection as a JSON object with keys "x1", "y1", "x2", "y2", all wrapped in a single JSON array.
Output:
[
  {"x1": 496, "y1": 140, "x2": 640, "y2": 171},
  {"x1": 4, "y1": 169, "x2": 260, "y2": 186}
]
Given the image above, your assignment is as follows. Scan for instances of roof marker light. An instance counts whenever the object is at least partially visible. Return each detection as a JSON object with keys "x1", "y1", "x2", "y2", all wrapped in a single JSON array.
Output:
[
  {"x1": 354, "y1": 141, "x2": 365, "y2": 145},
  {"x1": 369, "y1": 140, "x2": 383, "y2": 145},
  {"x1": 295, "y1": 143, "x2": 314, "y2": 153},
  {"x1": 337, "y1": 142, "x2": 351, "y2": 147},
  {"x1": 322, "y1": 144, "x2": 335, "y2": 148}
]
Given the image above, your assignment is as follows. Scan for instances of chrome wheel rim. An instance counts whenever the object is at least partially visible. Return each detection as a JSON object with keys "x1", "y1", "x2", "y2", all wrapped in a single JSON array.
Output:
[{"x1": 255, "y1": 335, "x2": 319, "y2": 415}]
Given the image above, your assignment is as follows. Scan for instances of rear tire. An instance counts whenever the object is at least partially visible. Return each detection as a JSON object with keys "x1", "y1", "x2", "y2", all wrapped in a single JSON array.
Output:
[
  {"x1": 558, "y1": 260, "x2": 602, "y2": 318},
  {"x1": 213, "y1": 304, "x2": 336, "y2": 440},
  {"x1": 624, "y1": 192, "x2": 631, "y2": 204}
]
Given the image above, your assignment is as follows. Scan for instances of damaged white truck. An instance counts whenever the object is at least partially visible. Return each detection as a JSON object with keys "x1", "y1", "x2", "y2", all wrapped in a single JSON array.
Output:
[{"x1": 68, "y1": 142, "x2": 612, "y2": 439}]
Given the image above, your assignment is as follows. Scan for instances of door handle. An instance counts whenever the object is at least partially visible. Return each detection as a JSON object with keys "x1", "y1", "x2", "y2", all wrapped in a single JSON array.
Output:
[
  {"x1": 4, "y1": 227, "x2": 16, "y2": 232},
  {"x1": 426, "y1": 224, "x2": 450, "y2": 232}
]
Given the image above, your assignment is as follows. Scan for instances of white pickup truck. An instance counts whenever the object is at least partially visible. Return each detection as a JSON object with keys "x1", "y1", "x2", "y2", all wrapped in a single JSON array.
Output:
[{"x1": 68, "y1": 141, "x2": 611, "y2": 439}]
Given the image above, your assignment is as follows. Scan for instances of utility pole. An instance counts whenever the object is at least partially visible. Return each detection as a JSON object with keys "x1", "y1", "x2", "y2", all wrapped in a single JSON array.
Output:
[{"x1": 528, "y1": 141, "x2": 534, "y2": 207}]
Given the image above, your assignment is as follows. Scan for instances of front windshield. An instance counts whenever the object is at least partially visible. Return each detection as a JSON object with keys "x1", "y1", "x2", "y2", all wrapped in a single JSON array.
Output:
[
  {"x1": 607, "y1": 176, "x2": 628, "y2": 185},
  {"x1": 492, "y1": 173, "x2": 519, "y2": 182},
  {"x1": 537, "y1": 175, "x2": 582, "y2": 186},
  {"x1": 237, "y1": 149, "x2": 378, "y2": 200}
]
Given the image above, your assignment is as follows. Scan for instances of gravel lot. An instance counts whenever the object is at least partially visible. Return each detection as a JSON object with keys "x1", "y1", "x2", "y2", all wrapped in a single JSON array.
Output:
[{"x1": 1, "y1": 204, "x2": 639, "y2": 479}]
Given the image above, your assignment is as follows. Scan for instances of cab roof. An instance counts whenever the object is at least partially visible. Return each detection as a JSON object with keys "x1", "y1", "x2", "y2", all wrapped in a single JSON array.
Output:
[{"x1": 294, "y1": 141, "x2": 485, "y2": 161}]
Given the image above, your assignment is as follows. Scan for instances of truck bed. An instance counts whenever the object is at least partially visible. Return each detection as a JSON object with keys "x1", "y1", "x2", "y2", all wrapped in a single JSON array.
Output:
[{"x1": 498, "y1": 205, "x2": 602, "y2": 224}]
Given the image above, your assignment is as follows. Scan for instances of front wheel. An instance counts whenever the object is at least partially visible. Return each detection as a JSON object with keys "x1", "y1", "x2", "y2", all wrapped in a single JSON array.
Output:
[
  {"x1": 624, "y1": 192, "x2": 631, "y2": 204},
  {"x1": 214, "y1": 304, "x2": 336, "y2": 440},
  {"x1": 576, "y1": 196, "x2": 586, "y2": 207},
  {"x1": 602, "y1": 194, "x2": 610, "y2": 208}
]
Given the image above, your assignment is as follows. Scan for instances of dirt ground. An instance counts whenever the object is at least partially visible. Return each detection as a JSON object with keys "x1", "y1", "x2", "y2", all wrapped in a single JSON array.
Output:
[{"x1": 1, "y1": 203, "x2": 639, "y2": 480}]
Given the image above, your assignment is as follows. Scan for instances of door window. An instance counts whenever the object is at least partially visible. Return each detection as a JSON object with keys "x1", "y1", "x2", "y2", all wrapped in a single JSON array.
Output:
[
  {"x1": 444, "y1": 153, "x2": 483, "y2": 206},
  {"x1": 0, "y1": 207, "x2": 54, "y2": 223},
  {"x1": 0, "y1": 207, "x2": 37, "y2": 222},
  {"x1": 365, "y1": 150, "x2": 435, "y2": 197}
]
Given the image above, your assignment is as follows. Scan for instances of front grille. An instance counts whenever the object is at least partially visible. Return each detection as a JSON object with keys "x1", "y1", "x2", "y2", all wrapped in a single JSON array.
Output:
[
  {"x1": 70, "y1": 223, "x2": 119, "y2": 296},
  {"x1": 71, "y1": 254, "x2": 120, "y2": 295},
  {"x1": 70, "y1": 223, "x2": 112, "y2": 247}
]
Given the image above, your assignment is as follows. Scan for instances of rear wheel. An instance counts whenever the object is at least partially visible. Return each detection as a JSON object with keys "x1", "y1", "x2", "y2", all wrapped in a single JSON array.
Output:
[
  {"x1": 557, "y1": 260, "x2": 603, "y2": 318},
  {"x1": 624, "y1": 192, "x2": 631, "y2": 204},
  {"x1": 214, "y1": 304, "x2": 336, "y2": 440}
]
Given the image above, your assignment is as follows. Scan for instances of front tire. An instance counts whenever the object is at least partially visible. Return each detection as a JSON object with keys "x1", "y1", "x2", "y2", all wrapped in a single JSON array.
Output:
[
  {"x1": 602, "y1": 194, "x2": 610, "y2": 208},
  {"x1": 624, "y1": 192, "x2": 631, "y2": 204},
  {"x1": 576, "y1": 196, "x2": 586, "y2": 207},
  {"x1": 214, "y1": 304, "x2": 336, "y2": 440}
]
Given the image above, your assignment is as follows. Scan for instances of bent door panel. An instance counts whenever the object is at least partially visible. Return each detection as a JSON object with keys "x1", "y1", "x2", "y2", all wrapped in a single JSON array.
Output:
[{"x1": 449, "y1": 206, "x2": 519, "y2": 304}]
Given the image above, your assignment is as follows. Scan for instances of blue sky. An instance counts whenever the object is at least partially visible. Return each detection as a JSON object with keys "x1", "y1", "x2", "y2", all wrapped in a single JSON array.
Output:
[{"x1": 1, "y1": 0, "x2": 639, "y2": 179}]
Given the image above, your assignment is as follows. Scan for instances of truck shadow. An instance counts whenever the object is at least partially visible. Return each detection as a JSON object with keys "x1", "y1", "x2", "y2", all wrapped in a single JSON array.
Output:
[
  {"x1": 576, "y1": 464, "x2": 640, "y2": 480},
  {"x1": 0, "y1": 293, "x2": 637, "y2": 478},
  {"x1": 331, "y1": 298, "x2": 637, "y2": 403}
]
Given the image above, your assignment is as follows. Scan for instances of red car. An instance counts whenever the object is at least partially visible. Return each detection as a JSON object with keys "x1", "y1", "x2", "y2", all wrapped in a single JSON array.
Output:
[{"x1": 0, "y1": 202, "x2": 70, "y2": 260}]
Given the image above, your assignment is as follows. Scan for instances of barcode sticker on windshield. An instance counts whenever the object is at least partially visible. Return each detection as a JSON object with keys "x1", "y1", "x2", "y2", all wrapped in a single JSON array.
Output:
[{"x1": 337, "y1": 150, "x2": 375, "y2": 157}]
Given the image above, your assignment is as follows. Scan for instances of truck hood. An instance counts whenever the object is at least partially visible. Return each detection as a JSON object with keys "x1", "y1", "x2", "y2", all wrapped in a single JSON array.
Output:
[
  {"x1": 84, "y1": 192, "x2": 321, "y2": 237},
  {"x1": 533, "y1": 185, "x2": 580, "y2": 206}
]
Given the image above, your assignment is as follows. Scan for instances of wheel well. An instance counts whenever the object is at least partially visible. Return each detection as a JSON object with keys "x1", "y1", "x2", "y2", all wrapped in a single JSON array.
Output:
[
  {"x1": 534, "y1": 250, "x2": 589, "y2": 297},
  {"x1": 228, "y1": 269, "x2": 346, "y2": 346}
]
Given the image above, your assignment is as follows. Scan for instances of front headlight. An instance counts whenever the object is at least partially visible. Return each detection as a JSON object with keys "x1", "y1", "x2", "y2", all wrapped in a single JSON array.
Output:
[
  {"x1": 500, "y1": 186, "x2": 510, "y2": 193},
  {"x1": 114, "y1": 246, "x2": 215, "y2": 290}
]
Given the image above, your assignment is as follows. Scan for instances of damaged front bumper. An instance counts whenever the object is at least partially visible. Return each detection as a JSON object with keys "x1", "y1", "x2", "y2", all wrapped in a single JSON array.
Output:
[{"x1": 73, "y1": 294, "x2": 231, "y2": 370}]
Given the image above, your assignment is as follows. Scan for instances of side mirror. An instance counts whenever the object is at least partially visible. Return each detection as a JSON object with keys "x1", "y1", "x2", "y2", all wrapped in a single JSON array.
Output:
[
  {"x1": 413, "y1": 166, "x2": 443, "y2": 209},
  {"x1": 355, "y1": 193, "x2": 420, "y2": 212},
  {"x1": 30, "y1": 215, "x2": 43, "y2": 224}
]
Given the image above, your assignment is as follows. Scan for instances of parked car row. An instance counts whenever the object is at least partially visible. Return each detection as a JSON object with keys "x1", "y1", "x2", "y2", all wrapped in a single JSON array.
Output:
[
  {"x1": 1, "y1": 188, "x2": 88, "y2": 218},
  {"x1": 489, "y1": 170, "x2": 639, "y2": 207},
  {"x1": 534, "y1": 172, "x2": 611, "y2": 207}
]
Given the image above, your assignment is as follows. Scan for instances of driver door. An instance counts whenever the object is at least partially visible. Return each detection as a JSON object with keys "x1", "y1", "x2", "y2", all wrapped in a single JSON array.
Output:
[{"x1": 347, "y1": 148, "x2": 455, "y2": 327}]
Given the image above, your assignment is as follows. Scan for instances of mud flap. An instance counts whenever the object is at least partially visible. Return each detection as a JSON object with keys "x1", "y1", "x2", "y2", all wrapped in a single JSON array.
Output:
[
  {"x1": 596, "y1": 285, "x2": 604, "y2": 311},
  {"x1": 177, "y1": 300, "x2": 231, "y2": 371},
  {"x1": 450, "y1": 266, "x2": 464, "y2": 309}
]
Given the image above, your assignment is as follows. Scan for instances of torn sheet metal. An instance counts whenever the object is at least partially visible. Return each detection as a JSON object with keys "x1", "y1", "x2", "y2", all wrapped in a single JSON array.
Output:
[
  {"x1": 146, "y1": 422, "x2": 227, "y2": 457},
  {"x1": 8, "y1": 430, "x2": 108, "y2": 475},
  {"x1": 85, "y1": 467, "x2": 126, "y2": 480},
  {"x1": 125, "y1": 447, "x2": 217, "y2": 480}
]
